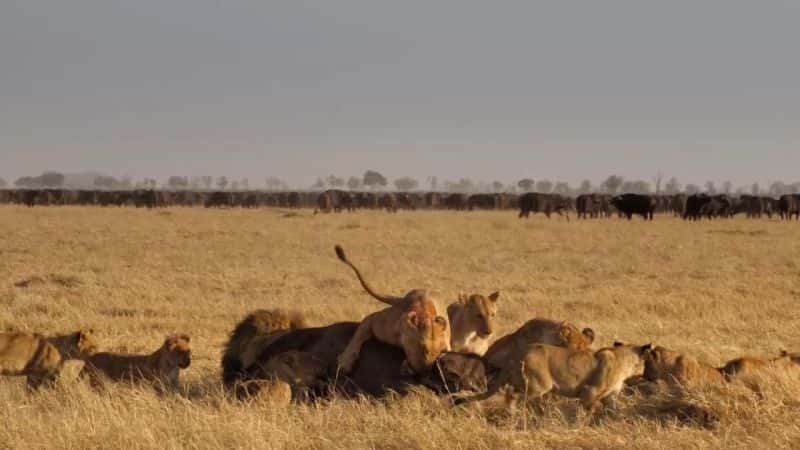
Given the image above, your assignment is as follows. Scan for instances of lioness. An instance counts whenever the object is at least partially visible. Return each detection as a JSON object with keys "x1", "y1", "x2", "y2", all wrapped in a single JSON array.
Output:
[
  {"x1": 334, "y1": 245, "x2": 450, "y2": 373},
  {"x1": 643, "y1": 346, "x2": 725, "y2": 386},
  {"x1": 221, "y1": 308, "x2": 307, "y2": 387},
  {"x1": 447, "y1": 292, "x2": 499, "y2": 356},
  {"x1": 81, "y1": 334, "x2": 191, "y2": 391},
  {"x1": 483, "y1": 318, "x2": 595, "y2": 370},
  {"x1": 720, "y1": 350, "x2": 800, "y2": 380},
  {"x1": 0, "y1": 329, "x2": 97, "y2": 389},
  {"x1": 469, "y1": 342, "x2": 651, "y2": 414}
]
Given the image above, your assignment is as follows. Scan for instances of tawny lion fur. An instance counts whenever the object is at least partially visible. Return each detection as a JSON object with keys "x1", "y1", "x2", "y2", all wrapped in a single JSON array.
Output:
[
  {"x1": 447, "y1": 292, "x2": 499, "y2": 356},
  {"x1": 334, "y1": 245, "x2": 450, "y2": 373},
  {"x1": 0, "y1": 329, "x2": 97, "y2": 389}
]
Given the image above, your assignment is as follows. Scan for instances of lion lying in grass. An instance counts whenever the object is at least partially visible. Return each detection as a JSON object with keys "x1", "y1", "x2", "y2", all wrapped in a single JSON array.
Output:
[
  {"x1": 0, "y1": 329, "x2": 97, "y2": 389},
  {"x1": 643, "y1": 346, "x2": 725, "y2": 386},
  {"x1": 466, "y1": 342, "x2": 651, "y2": 414},
  {"x1": 334, "y1": 245, "x2": 450, "y2": 374},
  {"x1": 483, "y1": 318, "x2": 595, "y2": 371},
  {"x1": 81, "y1": 334, "x2": 191, "y2": 391}
]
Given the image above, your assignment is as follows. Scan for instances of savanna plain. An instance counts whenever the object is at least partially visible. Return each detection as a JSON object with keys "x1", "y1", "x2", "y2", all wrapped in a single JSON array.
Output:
[{"x1": 1, "y1": 206, "x2": 799, "y2": 450}]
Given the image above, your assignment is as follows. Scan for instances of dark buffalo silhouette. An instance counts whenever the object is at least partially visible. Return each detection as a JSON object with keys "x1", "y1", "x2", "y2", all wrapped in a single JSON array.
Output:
[
  {"x1": 610, "y1": 194, "x2": 656, "y2": 220},
  {"x1": 518, "y1": 193, "x2": 571, "y2": 219}
]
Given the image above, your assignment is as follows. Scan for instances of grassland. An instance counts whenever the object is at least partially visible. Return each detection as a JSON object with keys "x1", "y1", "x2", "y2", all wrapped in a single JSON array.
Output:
[{"x1": 1, "y1": 206, "x2": 799, "y2": 449}]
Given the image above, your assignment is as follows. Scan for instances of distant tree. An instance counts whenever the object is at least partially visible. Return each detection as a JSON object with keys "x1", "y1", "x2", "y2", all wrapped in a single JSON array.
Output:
[
  {"x1": 535, "y1": 180, "x2": 553, "y2": 193},
  {"x1": 0, "y1": 178, "x2": 6, "y2": 188},
  {"x1": 685, "y1": 184, "x2": 700, "y2": 195},
  {"x1": 491, "y1": 181, "x2": 505, "y2": 192},
  {"x1": 216, "y1": 176, "x2": 229, "y2": 190},
  {"x1": 15, "y1": 176, "x2": 38, "y2": 188},
  {"x1": 201, "y1": 176, "x2": 213, "y2": 190},
  {"x1": 428, "y1": 176, "x2": 439, "y2": 191},
  {"x1": 231, "y1": 181, "x2": 241, "y2": 191},
  {"x1": 363, "y1": 170, "x2": 388, "y2": 190},
  {"x1": 346, "y1": 176, "x2": 362, "y2": 191},
  {"x1": 791, "y1": 182, "x2": 800, "y2": 194},
  {"x1": 769, "y1": 181, "x2": 789, "y2": 196},
  {"x1": 119, "y1": 175, "x2": 133, "y2": 189},
  {"x1": 704, "y1": 181, "x2": 716, "y2": 194},
  {"x1": 189, "y1": 176, "x2": 203, "y2": 190},
  {"x1": 167, "y1": 176, "x2": 189, "y2": 190},
  {"x1": 240, "y1": 178, "x2": 249, "y2": 190},
  {"x1": 552, "y1": 181, "x2": 570, "y2": 195},
  {"x1": 751, "y1": 183, "x2": 760, "y2": 196},
  {"x1": 445, "y1": 178, "x2": 475, "y2": 193},
  {"x1": 602, "y1": 175, "x2": 624, "y2": 194},
  {"x1": 517, "y1": 178, "x2": 535, "y2": 192},
  {"x1": 326, "y1": 175, "x2": 345, "y2": 188},
  {"x1": 578, "y1": 180, "x2": 592, "y2": 194},
  {"x1": 265, "y1": 176, "x2": 285, "y2": 191},
  {"x1": 664, "y1": 177, "x2": 681, "y2": 195},
  {"x1": 722, "y1": 181, "x2": 732, "y2": 195},
  {"x1": 94, "y1": 176, "x2": 120, "y2": 189},
  {"x1": 394, "y1": 176, "x2": 419, "y2": 191},
  {"x1": 311, "y1": 177, "x2": 326, "y2": 190},
  {"x1": 653, "y1": 172, "x2": 664, "y2": 194},
  {"x1": 40, "y1": 172, "x2": 65, "y2": 188}
]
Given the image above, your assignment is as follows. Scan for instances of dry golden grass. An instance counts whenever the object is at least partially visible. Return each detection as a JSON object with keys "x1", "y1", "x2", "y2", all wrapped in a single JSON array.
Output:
[{"x1": 2, "y1": 206, "x2": 800, "y2": 449}]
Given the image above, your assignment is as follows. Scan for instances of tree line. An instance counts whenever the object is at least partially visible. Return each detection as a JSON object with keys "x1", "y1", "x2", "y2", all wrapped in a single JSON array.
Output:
[{"x1": 5, "y1": 171, "x2": 800, "y2": 197}]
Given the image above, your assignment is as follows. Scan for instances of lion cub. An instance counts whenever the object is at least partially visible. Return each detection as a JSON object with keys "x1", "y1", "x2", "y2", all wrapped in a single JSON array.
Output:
[
  {"x1": 483, "y1": 318, "x2": 595, "y2": 371},
  {"x1": 0, "y1": 329, "x2": 97, "y2": 389},
  {"x1": 447, "y1": 292, "x2": 499, "y2": 356},
  {"x1": 643, "y1": 346, "x2": 724, "y2": 386},
  {"x1": 470, "y1": 342, "x2": 650, "y2": 414},
  {"x1": 335, "y1": 245, "x2": 450, "y2": 374},
  {"x1": 81, "y1": 334, "x2": 191, "y2": 391}
]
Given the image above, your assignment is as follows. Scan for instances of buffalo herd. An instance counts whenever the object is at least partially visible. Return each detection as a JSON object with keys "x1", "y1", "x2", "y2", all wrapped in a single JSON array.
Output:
[{"x1": 2, "y1": 188, "x2": 799, "y2": 221}]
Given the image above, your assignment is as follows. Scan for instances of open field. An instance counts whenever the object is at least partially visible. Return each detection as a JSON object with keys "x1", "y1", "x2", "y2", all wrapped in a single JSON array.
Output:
[{"x1": 1, "y1": 206, "x2": 800, "y2": 449}]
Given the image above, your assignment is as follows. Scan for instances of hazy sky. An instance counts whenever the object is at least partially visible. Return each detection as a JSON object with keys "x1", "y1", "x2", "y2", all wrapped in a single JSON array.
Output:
[{"x1": 2, "y1": 1, "x2": 799, "y2": 188}]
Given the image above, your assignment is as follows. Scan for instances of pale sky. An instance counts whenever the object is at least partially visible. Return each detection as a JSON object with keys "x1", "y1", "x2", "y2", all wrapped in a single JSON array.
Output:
[{"x1": 2, "y1": 1, "x2": 799, "y2": 188}]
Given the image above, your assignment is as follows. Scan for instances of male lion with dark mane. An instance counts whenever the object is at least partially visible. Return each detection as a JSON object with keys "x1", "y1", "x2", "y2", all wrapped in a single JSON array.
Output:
[
  {"x1": 0, "y1": 329, "x2": 97, "y2": 389},
  {"x1": 334, "y1": 245, "x2": 450, "y2": 374}
]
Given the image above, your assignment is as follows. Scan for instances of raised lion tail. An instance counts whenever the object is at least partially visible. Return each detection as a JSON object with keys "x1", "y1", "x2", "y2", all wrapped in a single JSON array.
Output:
[
  {"x1": 221, "y1": 309, "x2": 307, "y2": 387},
  {"x1": 334, "y1": 245, "x2": 399, "y2": 305}
]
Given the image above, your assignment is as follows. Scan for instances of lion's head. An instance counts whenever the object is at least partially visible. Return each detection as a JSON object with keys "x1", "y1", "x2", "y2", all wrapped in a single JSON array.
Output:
[
  {"x1": 642, "y1": 346, "x2": 682, "y2": 382},
  {"x1": 457, "y1": 292, "x2": 499, "y2": 338},
  {"x1": 558, "y1": 322, "x2": 595, "y2": 351},
  {"x1": 161, "y1": 334, "x2": 192, "y2": 370},
  {"x1": 399, "y1": 295, "x2": 450, "y2": 373},
  {"x1": 56, "y1": 328, "x2": 98, "y2": 360}
]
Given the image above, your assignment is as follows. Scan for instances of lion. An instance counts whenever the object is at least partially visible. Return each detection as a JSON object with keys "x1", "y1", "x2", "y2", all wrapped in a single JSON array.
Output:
[
  {"x1": 447, "y1": 292, "x2": 499, "y2": 356},
  {"x1": 719, "y1": 350, "x2": 800, "y2": 381},
  {"x1": 81, "y1": 334, "x2": 191, "y2": 391},
  {"x1": 483, "y1": 318, "x2": 595, "y2": 371},
  {"x1": 334, "y1": 245, "x2": 450, "y2": 374},
  {"x1": 466, "y1": 342, "x2": 650, "y2": 414},
  {"x1": 643, "y1": 346, "x2": 724, "y2": 386},
  {"x1": 221, "y1": 308, "x2": 307, "y2": 386},
  {"x1": 0, "y1": 329, "x2": 97, "y2": 389}
]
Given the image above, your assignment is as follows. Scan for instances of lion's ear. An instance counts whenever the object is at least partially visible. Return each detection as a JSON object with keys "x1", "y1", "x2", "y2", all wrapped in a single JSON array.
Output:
[
  {"x1": 181, "y1": 334, "x2": 191, "y2": 343},
  {"x1": 582, "y1": 328, "x2": 595, "y2": 344},
  {"x1": 458, "y1": 293, "x2": 468, "y2": 304},
  {"x1": 406, "y1": 311, "x2": 419, "y2": 328},
  {"x1": 613, "y1": 341, "x2": 624, "y2": 347},
  {"x1": 559, "y1": 323, "x2": 572, "y2": 339},
  {"x1": 639, "y1": 343, "x2": 653, "y2": 355},
  {"x1": 488, "y1": 292, "x2": 500, "y2": 303}
]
